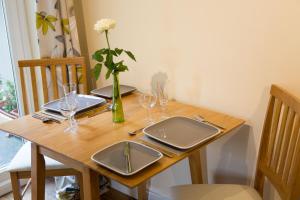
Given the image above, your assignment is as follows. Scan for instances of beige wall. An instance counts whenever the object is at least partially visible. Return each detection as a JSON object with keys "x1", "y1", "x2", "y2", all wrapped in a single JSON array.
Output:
[{"x1": 82, "y1": 0, "x2": 300, "y2": 198}]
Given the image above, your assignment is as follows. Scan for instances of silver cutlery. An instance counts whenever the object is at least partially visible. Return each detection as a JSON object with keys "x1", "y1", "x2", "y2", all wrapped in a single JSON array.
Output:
[
  {"x1": 128, "y1": 127, "x2": 144, "y2": 136},
  {"x1": 32, "y1": 113, "x2": 61, "y2": 124},
  {"x1": 124, "y1": 142, "x2": 132, "y2": 173},
  {"x1": 41, "y1": 110, "x2": 67, "y2": 120},
  {"x1": 194, "y1": 115, "x2": 225, "y2": 130},
  {"x1": 88, "y1": 104, "x2": 112, "y2": 118}
]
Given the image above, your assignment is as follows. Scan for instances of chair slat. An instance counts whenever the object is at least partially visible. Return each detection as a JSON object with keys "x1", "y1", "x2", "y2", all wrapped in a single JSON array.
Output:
[
  {"x1": 81, "y1": 63, "x2": 88, "y2": 94},
  {"x1": 287, "y1": 125, "x2": 300, "y2": 187},
  {"x1": 50, "y1": 65, "x2": 59, "y2": 99},
  {"x1": 30, "y1": 67, "x2": 39, "y2": 112},
  {"x1": 271, "y1": 105, "x2": 289, "y2": 170},
  {"x1": 71, "y1": 64, "x2": 77, "y2": 85},
  {"x1": 40, "y1": 66, "x2": 49, "y2": 103},
  {"x1": 267, "y1": 99, "x2": 283, "y2": 166},
  {"x1": 282, "y1": 115, "x2": 299, "y2": 183},
  {"x1": 19, "y1": 67, "x2": 29, "y2": 115},
  {"x1": 277, "y1": 110, "x2": 296, "y2": 175},
  {"x1": 61, "y1": 64, "x2": 68, "y2": 85}
]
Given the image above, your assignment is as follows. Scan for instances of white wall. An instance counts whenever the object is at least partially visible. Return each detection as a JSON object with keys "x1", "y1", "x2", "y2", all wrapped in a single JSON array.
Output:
[{"x1": 81, "y1": 0, "x2": 300, "y2": 198}]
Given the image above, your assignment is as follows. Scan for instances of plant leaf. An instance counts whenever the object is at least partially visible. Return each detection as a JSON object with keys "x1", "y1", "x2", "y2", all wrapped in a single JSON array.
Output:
[
  {"x1": 46, "y1": 20, "x2": 56, "y2": 31},
  {"x1": 93, "y1": 63, "x2": 102, "y2": 80},
  {"x1": 117, "y1": 64, "x2": 128, "y2": 72},
  {"x1": 46, "y1": 15, "x2": 58, "y2": 22},
  {"x1": 104, "y1": 54, "x2": 113, "y2": 69},
  {"x1": 42, "y1": 21, "x2": 48, "y2": 35},
  {"x1": 115, "y1": 48, "x2": 123, "y2": 55},
  {"x1": 110, "y1": 50, "x2": 117, "y2": 56},
  {"x1": 36, "y1": 18, "x2": 42, "y2": 29},
  {"x1": 105, "y1": 69, "x2": 112, "y2": 79},
  {"x1": 125, "y1": 50, "x2": 136, "y2": 61},
  {"x1": 92, "y1": 51, "x2": 104, "y2": 62}
]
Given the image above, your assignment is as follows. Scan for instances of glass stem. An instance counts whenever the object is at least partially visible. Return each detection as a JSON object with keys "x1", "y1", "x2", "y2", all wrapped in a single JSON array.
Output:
[
  {"x1": 147, "y1": 108, "x2": 152, "y2": 122},
  {"x1": 69, "y1": 116, "x2": 73, "y2": 128}
]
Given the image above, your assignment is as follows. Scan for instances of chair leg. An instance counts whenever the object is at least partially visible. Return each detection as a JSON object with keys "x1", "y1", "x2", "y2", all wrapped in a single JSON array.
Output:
[
  {"x1": 76, "y1": 174, "x2": 84, "y2": 200},
  {"x1": 10, "y1": 172, "x2": 22, "y2": 200}
]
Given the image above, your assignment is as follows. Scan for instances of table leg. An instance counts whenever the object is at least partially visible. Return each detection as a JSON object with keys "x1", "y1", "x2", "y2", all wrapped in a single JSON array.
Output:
[
  {"x1": 188, "y1": 150, "x2": 203, "y2": 184},
  {"x1": 137, "y1": 181, "x2": 150, "y2": 200},
  {"x1": 31, "y1": 143, "x2": 46, "y2": 200},
  {"x1": 82, "y1": 167, "x2": 100, "y2": 199}
]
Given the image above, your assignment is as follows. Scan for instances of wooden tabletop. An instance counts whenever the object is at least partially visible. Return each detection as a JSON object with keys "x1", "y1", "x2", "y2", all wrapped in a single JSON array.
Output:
[{"x1": 0, "y1": 93, "x2": 244, "y2": 188}]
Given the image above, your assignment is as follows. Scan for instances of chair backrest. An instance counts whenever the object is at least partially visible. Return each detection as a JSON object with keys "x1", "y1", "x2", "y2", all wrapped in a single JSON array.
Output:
[
  {"x1": 18, "y1": 57, "x2": 88, "y2": 115},
  {"x1": 254, "y1": 85, "x2": 300, "y2": 200}
]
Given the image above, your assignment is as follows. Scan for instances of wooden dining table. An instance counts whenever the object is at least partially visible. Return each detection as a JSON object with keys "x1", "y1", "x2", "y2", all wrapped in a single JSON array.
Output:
[{"x1": 0, "y1": 93, "x2": 244, "y2": 200}]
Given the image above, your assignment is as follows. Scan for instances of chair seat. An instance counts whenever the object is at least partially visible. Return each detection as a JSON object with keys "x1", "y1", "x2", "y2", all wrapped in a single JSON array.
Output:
[
  {"x1": 169, "y1": 184, "x2": 262, "y2": 200},
  {"x1": 7, "y1": 142, "x2": 66, "y2": 172}
]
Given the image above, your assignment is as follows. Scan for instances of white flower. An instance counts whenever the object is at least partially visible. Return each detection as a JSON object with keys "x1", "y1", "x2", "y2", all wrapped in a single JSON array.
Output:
[{"x1": 94, "y1": 19, "x2": 116, "y2": 33}]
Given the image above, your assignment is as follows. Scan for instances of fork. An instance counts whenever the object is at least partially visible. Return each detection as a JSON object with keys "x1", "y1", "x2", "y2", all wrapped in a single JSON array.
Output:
[{"x1": 124, "y1": 142, "x2": 132, "y2": 173}]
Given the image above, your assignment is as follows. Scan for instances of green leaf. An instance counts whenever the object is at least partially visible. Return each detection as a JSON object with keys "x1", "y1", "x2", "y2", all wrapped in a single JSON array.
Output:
[
  {"x1": 92, "y1": 51, "x2": 104, "y2": 62},
  {"x1": 105, "y1": 69, "x2": 112, "y2": 79},
  {"x1": 104, "y1": 54, "x2": 113, "y2": 69},
  {"x1": 36, "y1": 18, "x2": 42, "y2": 29},
  {"x1": 93, "y1": 63, "x2": 102, "y2": 80},
  {"x1": 103, "y1": 49, "x2": 109, "y2": 54},
  {"x1": 118, "y1": 64, "x2": 128, "y2": 72},
  {"x1": 125, "y1": 51, "x2": 136, "y2": 61},
  {"x1": 109, "y1": 50, "x2": 117, "y2": 56},
  {"x1": 115, "y1": 61, "x2": 128, "y2": 72},
  {"x1": 46, "y1": 20, "x2": 56, "y2": 31},
  {"x1": 115, "y1": 48, "x2": 123, "y2": 55},
  {"x1": 61, "y1": 18, "x2": 69, "y2": 25},
  {"x1": 42, "y1": 21, "x2": 48, "y2": 35},
  {"x1": 46, "y1": 15, "x2": 58, "y2": 22}
]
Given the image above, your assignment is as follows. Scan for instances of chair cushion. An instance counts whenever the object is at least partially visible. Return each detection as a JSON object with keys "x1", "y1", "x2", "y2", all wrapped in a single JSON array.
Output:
[
  {"x1": 169, "y1": 184, "x2": 262, "y2": 200},
  {"x1": 7, "y1": 142, "x2": 66, "y2": 172}
]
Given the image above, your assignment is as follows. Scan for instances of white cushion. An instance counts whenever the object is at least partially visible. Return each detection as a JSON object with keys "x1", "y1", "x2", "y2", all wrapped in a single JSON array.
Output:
[
  {"x1": 169, "y1": 184, "x2": 262, "y2": 200},
  {"x1": 7, "y1": 142, "x2": 67, "y2": 172}
]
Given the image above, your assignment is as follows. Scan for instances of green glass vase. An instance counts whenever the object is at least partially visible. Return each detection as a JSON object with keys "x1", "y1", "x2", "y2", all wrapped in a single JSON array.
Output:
[{"x1": 112, "y1": 73, "x2": 125, "y2": 123}]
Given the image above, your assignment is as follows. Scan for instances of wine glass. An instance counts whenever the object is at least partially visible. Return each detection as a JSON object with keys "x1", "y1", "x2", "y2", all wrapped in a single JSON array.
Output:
[
  {"x1": 139, "y1": 91, "x2": 157, "y2": 124},
  {"x1": 62, "y1": 83, "x2": 78, "y2": 127},
  {"x1": 63, "y1": 83, "x2": 77, "y2": 97},
  {"x1": 59, "y1": 99, "x2": 76, "y2": 133},
  {"x1": 157, "y1": 82, "x2": 169, "y2": 119}
]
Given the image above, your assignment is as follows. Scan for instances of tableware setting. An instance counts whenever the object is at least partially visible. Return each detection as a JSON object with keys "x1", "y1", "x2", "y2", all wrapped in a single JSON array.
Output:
[
  {"x1": 143, "y1": 116, "x2": 221, "y2": 150},
  {"x1": 42, "y1": 94, "x2": 106, "y2": 114},
  {"x1": 91, "y1": 85, "x2": 136, "y2": 99},
  {"x1": 91, "y1": 141, "x2": 163, "y2": 176}
]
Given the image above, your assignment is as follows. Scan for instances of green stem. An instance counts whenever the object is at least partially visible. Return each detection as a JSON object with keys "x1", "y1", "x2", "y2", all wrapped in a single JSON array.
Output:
[{"x1": 105, "y1": 30, "x2": 111, "y2": 49}]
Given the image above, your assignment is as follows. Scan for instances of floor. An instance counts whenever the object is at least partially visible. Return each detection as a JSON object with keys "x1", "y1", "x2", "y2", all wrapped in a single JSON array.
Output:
[
  {"x1": 0, "y1": 178, "x2": 134, "y2": 200},
  {"x1": 0, "y1": 178, "x2": 56, "y2": 200},
  {"x1": 0, "y1": 130, "x2": 23, "y2": 169}
]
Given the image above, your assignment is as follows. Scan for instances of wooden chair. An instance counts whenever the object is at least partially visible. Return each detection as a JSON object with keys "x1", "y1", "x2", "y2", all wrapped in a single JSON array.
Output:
[
  {"x1": 8, "y1": 57, "x2": 88, "y2": 199},
  {"x1": 169, "y1": 85, "x2": 300, "y2": 200},
  {"x1": 18, "y1": 57, "x2": 88, "y2": 114}
]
